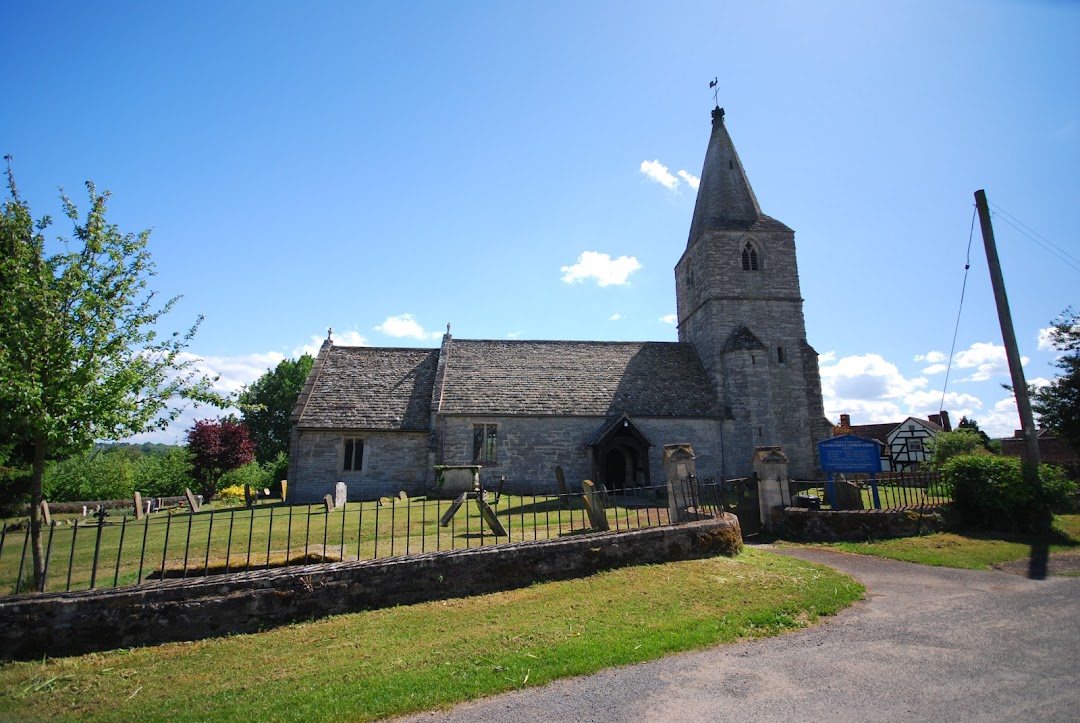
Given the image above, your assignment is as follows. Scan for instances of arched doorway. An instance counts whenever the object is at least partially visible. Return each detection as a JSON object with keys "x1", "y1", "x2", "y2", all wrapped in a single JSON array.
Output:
[{"x1": 586, "y1": 414, "x2": 653, "y2": 492}]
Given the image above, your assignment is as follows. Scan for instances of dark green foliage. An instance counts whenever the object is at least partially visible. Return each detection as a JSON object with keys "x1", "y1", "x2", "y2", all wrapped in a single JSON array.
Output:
[
  {"x1": 132, "y1": 446, "x2": 195, "y2": 497},
  {"x1": 1033, "y1": 307, "x2": 1080, "y2": 455},
  {"x1": 956, "y1": 417, "x2": 1001, "y2": 453},
  {"x1": 942, "y1": 454, "x2": 1077, "y2": 532},
  {"x1": 41, "y1": 445, "x2": 195, "y2": 502},
  {"x1": 238, "y1": 355, "x2": 313, "y2": 464}
]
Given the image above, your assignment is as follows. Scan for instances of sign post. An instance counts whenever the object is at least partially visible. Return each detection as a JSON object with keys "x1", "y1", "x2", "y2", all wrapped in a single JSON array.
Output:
[{"x1": 817, "y1": 435, "x2": 883, "y2": 509}]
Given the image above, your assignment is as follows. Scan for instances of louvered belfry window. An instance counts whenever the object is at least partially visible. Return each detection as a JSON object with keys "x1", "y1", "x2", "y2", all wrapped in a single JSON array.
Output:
[{"x1": 741, "y1": 241, "x2": 759, "y2": 271}]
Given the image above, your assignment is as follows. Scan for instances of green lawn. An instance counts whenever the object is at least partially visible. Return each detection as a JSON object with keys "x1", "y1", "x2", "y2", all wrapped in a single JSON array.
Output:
[
  {"x1": 0, "y1": 493, "x2": 678, "y2": 596},
  {"x1": 817, "y1": 514, "x2": 1080, "y2": 569},
  {"x1": 0, "y1": 549, "x2": 862, "y2": 722}
]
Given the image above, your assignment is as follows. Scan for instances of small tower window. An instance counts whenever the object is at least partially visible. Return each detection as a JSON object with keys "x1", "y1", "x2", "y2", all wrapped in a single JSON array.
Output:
[
  {"x1": 729, "y1": 160, "x2": 734, "y2": 170},
  {"x1": 777, "y1": 346, "x2": 785, "y2": 364},
  {"x1": 687, "y1": 265, "x2": 694, "y2": 286},
  {"x1": 741, "y1": 241, "x2": 759, "y2": 271}
]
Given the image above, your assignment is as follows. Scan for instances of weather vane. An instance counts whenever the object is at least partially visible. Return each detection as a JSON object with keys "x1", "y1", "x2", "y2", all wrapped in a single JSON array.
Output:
[{"x1": 709, "y1": 77, "x2": 719, "y2": 106}]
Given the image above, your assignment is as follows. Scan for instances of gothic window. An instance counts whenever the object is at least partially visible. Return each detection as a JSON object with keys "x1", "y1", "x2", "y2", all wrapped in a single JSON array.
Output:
[
  {"x1": 687, "y1": 265, "x2": 694, "y2": 286},
  {"x1": 777, "y1": 346, "x2": 785, "y2": 364},
  {"x1": 741, "y1": 241, "x2": 759, "y2": 271},
  {"x1": 473, "y1": 424, "x2": 497, "y2": 463},
  {"x1": 343, "y1": 437, "x2": 364, "y2": 471}
]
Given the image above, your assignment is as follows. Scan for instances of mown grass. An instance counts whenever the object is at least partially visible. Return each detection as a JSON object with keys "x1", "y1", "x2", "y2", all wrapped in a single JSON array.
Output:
[
  {"x1": 818, "y1": 513, "x2": 1080, "y2": 569},
  {"x1": 0, "y1": 549, "x2": 862, "y2": 722}
]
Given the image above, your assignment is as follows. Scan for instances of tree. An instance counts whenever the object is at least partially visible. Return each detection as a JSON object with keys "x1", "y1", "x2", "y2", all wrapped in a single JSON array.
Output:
[
  {"x1": 237, "y1": 354, "x2": 313, "y2": 463},
  {"x1": 956, "y1": 416, "x2": 1001, "y2": 454},
  {"x1": 1033, "y1": 308, "x2": 1080, "y2": 455},
  {"x1": 186, "y1": 418, "x2": 255, "y2": 501},
  {"x1": 0, "y1": 160, "x2": 220, "y2": 589},
  {"x1": 931, "y1": 428, "x2": 989, "y2": 469}
]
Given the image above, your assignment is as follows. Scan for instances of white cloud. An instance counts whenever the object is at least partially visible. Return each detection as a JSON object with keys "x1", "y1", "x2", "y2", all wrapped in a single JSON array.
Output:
[
  {"x1": 609, "y1": 313, "x2": 622, "y2": 321},
  {"x1": 640, "y1": 159, "x2": 678, "y2": 190},
  {"x1": 659, "y1": 313, "x2": 677, "y2": 325},
  {"x1": 1038, "y1": 326, "x2": 1056, "y2": 352},
  {"x1": 560, "y1": 251, "x2": 642, "y2": 287},
  {"x1": 914, "y1": 351, "x2": 946, "y2": 363},
  {"x1": 952, "y1": 342, "x2": 1027, "y2": 382},
  {"x1": 922, "y1": 363, "x2": 948, "y2": 375},
  {"x1": 677, "y1": 170, "x2": 700, "y2": 190},
  {"x1": 506, "y1": 330, "x2": 523, "y2": 340},
  {"x1": 375, "y1": 314, "x2": 441, "y2": 341},
  {"x1": 818, "y1": 351, "x2": 837, "y2": 364},
  {"x1": 820, "y1": 353, "x2": 927, "y2": 402}
]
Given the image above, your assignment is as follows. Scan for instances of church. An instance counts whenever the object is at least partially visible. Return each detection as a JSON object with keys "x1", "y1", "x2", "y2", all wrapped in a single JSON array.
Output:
[{"x1": 287, "y1": 107, "x2": 832, "y2": 503}]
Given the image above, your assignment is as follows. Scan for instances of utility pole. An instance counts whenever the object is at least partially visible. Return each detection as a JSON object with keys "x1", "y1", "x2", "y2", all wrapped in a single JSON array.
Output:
[{"x1": 974, "y1": 190, "x2": 1041, "y2": 471}]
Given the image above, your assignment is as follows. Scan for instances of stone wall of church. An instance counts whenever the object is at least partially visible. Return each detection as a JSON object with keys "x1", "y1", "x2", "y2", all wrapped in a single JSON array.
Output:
[
  {"x1": 437, "y1": 415, "x2": 725, "y2": 494},
  {"x1": 289, "y1": 429, "x2": 430, "y2": 503}
]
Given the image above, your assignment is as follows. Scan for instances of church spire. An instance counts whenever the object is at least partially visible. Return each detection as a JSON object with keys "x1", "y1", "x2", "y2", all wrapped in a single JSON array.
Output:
[{"x1": 686, "y1": 107, "x2": 764, "y2": 246}]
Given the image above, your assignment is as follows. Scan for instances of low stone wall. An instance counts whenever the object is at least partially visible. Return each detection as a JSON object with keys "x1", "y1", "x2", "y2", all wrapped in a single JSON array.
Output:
[
  {"x1": 774, "y1": 506, "x2": 948, "y2": 542},
  {"x1": 0, "y1": 513, "x2": 742, "y2": 661}
]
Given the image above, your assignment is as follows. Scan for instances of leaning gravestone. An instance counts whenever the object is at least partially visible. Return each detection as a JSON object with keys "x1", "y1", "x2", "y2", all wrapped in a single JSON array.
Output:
[
  {"x1": 133, "y1": 491, "x2": 144, "y2": 520},
  {"x1": 474, "y1": 497, "x2": 508, "y2": 536},
  {"x1": 184, "y1": 488, "x2": 200, "y2": 513},
  {"x1": 439, "y1": 492, "x2": 468, "y2": 527},
  {"x1": 663, "y1": 444, "x2": 697, "y2": 524},
  {"x1": 40, "y1": 500, "x2": 51, "y2": 527},
  {"x1": 324, "y1": 494, "x2": 335, "y2": 513},
  {"x1": 555, "y1": 465, "x2": 571, "y2": 510},
  {"x1": 334, "y1": 482, "x2": 348, "y2": 508},
  {"x1": 580, "y1": 480, "x2": 610, "y2": 531}
]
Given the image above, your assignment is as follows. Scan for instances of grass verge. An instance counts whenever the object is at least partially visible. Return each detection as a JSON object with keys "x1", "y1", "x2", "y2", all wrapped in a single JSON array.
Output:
[
  {"x1": 815, "y1": 513, "x2": 1080, "y2": 570},
  {"x1": 0, "y1": 549, "x2": 861, "y2": 722}
]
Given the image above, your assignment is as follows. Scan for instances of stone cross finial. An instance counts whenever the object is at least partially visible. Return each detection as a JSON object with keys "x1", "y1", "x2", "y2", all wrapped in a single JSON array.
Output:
[
  {"x1": 327, "y1": 327, "x2": 333, "y2": 341},
  {"x1": 446, "y1": 323, "x2": 451, "y2": 335}
]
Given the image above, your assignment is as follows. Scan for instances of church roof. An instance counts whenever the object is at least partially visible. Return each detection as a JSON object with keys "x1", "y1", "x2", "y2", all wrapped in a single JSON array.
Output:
[
  {"x1": 686, "y1": 107, "x2": 791, "y2": 246},
  {"x1": 292, "y1": 346, "x2": 439, "y2": 431},
  {"x1": 292, "y1": 339, "x2": 724, "y2": 429},
  {"x1": 437, "y1": 340, "x2": 723, "y2": 417}
]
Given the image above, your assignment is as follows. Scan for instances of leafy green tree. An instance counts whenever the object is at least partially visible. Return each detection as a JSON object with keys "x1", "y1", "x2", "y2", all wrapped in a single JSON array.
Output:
[
  {"x1": 1033, "y1": 307, "x2": 1080, "y2": 455},
  {"x1": 44, "y1": 447, "x2": 136, "y2": 502},
  {"x1": 0, "y1": 160, "x2": 221, "y2": 589},
  {"x1": 956, "y1": 416, "x2": 1000, "y2": 453},
  {"x1": 133, "y1": 446, "x2": 195, "y2": 498},
  {"x1": 238, "y1": 354, "x2": 313, "y2": 463},
  {"x1": 932, "y1": 429, "x2": 989, "y2": 469}
]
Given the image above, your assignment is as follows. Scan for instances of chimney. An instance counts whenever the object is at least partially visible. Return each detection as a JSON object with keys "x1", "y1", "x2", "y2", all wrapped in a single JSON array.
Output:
[
  {"x1": 929, "y1": 414, "x2": 942, "y2": 428},
  {"x1": 839, "y1": 414, "x2": 851, "y2": 428},
  {"x1": 939, "y1": 410, "x2": 952, "y2": 431}
]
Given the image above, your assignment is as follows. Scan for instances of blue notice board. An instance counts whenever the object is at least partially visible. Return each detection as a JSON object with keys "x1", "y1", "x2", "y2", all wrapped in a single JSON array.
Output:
[{"x1": 818, "y1": 435, "x2": 882, "y2": 474}]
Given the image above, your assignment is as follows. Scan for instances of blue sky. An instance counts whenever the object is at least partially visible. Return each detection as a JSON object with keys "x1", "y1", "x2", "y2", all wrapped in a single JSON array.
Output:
[{"x1": 4, "y1": 0, "x2": 1078, "y2": 442}]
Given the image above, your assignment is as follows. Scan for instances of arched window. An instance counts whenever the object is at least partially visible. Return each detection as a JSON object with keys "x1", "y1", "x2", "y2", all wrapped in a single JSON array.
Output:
[
  {"x1": 741, "y1": 241, "x2": 759, "y2": 271},
  {"x1": 687, "y1": 265, "x2": 694, "y2": 286}
]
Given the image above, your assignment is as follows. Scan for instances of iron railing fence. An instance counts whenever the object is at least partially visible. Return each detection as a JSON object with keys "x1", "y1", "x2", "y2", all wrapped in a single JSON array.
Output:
[
  {"x1": 1, "y1": 481, "x2": 726, "y2": 598},
  {"x1": 788, "y1": 471, "x2": 951, "y2": 510}
]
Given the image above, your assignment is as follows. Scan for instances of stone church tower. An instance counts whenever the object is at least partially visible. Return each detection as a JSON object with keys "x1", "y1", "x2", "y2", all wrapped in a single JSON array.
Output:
[{"x1": 675, "y1": 107, "x2": 829, "y2": 478}]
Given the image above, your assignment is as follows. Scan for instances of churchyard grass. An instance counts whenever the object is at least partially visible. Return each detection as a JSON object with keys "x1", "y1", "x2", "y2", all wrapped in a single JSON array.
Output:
[
  {"x1": 0, "y1": 549, "x2": 862, "y2": 721},
  {"x1": 0, "y1": 492, "x2": 683, "y2": 596},
  {"x1": 808, "y1": 513, "x2": 1080, "y2": 569}
]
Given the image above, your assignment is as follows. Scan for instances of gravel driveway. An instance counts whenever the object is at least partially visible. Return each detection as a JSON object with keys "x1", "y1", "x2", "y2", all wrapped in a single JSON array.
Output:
[{"x1": 397, "y1": 546, "x2": 1080, "y2": 722}]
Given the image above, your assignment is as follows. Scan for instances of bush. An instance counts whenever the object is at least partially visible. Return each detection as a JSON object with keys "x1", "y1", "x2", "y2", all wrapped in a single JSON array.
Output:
[
  {"x1": 942, "y1": 454, "x2": 1078, "y2": 532},
  {"x1": 44, "y1": 449, "x2": 136, "y2": 502},
  {"x1": 217, "y1": 484, "x2": 246, "y2": 505},
  {"x1": 217, "y1": 461, "x2": 269, "y2": 496}
]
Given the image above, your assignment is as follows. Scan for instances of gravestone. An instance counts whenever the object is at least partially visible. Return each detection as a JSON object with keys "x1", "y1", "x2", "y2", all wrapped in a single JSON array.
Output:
[
  {"x1": 753, "y1": 447, "x2": 789, "y2": 530},
  {"x1": 554, "y1": 465, "x2": 571, "y2": 509},
  {"x1": 40, "y1": 500, "x2": 51, "y2": 527},
  {"x1": 663, "y1": 444, "x2": 697, "y2": 524},
  {"x1": 244, "y1": 483, "x2": 254, "y2": 508},
  {"x1": 580, "y1": 480, "x2": 610, "y2": 531},
  {"x1": 398, "y1": 490, "x2": 408, "y2": 502},
  {"x1": 334, "y1": 482, "x2": 348, "y2": 508},
  {"x1": 475, "y1": 497, "x2": 508, "y2": 536},
  {"x1": 133, "y1": 491, "x2": 144, "y2": 520},
  {"x1": 279, "y1": 479, "x2": 288, "y2": 501},
  {"x1": 439, "y1": 492, "x2": 468, "y2": 527},
  {"x1": 324, "y1": 494, "x2": 335, "y2": 513},
  {"x1": 833, "y1": 477, "x2": 865, "y2": 510},
  {"x1": 184, "y1": 488, "x2": 200, "y2": 513}
]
